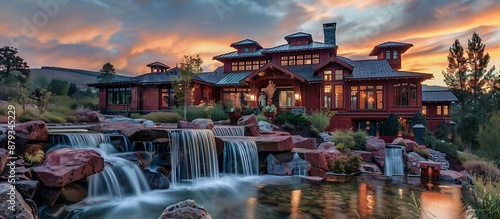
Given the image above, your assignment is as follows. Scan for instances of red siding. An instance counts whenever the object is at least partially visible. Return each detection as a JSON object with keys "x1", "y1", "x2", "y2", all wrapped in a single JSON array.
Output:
[{"x1": 141, "y1": 86, "x2": 160, "y2": 110}]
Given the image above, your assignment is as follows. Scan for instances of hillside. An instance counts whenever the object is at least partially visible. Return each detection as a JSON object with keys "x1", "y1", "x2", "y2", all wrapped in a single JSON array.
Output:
[{"x1": 30, "y1": 66, "x2": 131, "y2": 89}]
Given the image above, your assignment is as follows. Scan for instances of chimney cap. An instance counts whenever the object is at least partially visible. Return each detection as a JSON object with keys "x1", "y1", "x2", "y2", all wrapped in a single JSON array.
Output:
[{"x1": 323, "y1": 22, "x2": 336, "y2": 28}]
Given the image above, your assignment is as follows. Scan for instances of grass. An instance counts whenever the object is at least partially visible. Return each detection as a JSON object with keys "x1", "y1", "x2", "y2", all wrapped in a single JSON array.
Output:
[
  {"x1": 463, "y1": 160, "x2": 500, "y2": 182},
  {"x1": 463, "y1": 175, "x2": 500, "y2": 219}
]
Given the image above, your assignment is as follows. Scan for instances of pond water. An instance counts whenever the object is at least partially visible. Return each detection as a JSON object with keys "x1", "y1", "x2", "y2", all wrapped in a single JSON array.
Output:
[{"x1": 62, "y1": 174, "x2": 467, "y2": 219}]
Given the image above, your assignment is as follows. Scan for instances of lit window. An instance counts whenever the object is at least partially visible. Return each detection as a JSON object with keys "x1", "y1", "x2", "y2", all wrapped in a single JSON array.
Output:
[
  {"x1": 422, "y1": 106, "x2": 427, "y2": 115},
  {"x1": 324, "y1": 85, "x2": 332, "y2": 108},
  {"x1": 334, "y1": 85, "x2": 343, "y2": 108},
  {"x1": 393, "y1": 83, "x2": 417, "y2": 106},
  {"x1": 386, "y1": 51, "x2": 391, "y2": 59},
  {"x1": 350, "y1": 86, "x2": 358, "y2": 109},
  {"x1": 437, "y1": 106, "x2": 442, "y2": 115},
  {"x1": 443, "y1": 105, "x2": 449, "y2": 115},
  {"x1": 334, "y1": 70, "x2": 343, "y2": 80},
  {"x1": 393, "y1": 50, "x2": 398, "y2": 59},
  {"x1": 324, "y1": 70, "x2": 332, "y2": 81}
]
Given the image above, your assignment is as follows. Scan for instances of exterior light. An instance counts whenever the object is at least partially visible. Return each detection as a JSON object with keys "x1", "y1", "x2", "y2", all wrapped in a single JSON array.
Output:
[
  {"x1": 250, "y1": 94, "x2": 255, "y2": 101},
  {"x1": 295, "y1": 93, "x2": 300, "y2": 100}
]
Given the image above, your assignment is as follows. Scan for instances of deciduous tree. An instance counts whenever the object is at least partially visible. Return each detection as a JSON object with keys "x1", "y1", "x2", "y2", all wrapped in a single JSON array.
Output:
[
  {"x1": 0, "y1": 46, "x2": 30, "y2": 87},
  {"x1": 178, "y1": 54, "x2": 203, "y2": 121}
]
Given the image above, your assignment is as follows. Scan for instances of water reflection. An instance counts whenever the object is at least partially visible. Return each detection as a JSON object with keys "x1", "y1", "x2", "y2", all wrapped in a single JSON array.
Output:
[
  {"x1": 420, "y1": 185, "x2": 466, "y2": 219},
  {"x1": 290, "y1": 190, "x2": 302, "y2": 219},
  {"x1": 358, "y1": 183, "x2": 375, "y2": 218}
]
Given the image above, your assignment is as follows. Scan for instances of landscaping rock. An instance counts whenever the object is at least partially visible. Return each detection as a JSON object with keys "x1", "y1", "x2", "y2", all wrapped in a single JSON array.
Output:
[
  {"x1": 237, "y1": 114, "x2": 259, "y2": 127},
  {"x1": 75, "y1": 110, "x2": 101, "y2": 123},
  {"x1": 392, "y1": 138, "x2": 418, "y2": 152},
  {"x1": 115, "y1": 151, "x2": 152, "y2": 170},
  {"x1": 14, "y1": 121, "x2": 49, "y2": 142},
  {"x1": 33, "y1": 148, "x2": 104, "y2": 187},
  {"x1": 0, "y1": 148, "x2": 9, "y2": 175},
  {"x1": 59, "y1": 182, "x2": 87, "y2": 203},
  {"x1": 364, "y1": 137, "x2": 385, "y2": 152},
  {"x1": 352, "y1": 150, "x2": 374, "y2": 162},
  {"x1": 0, "y1": 183, "x2": 37, "y2": 219},
  {"x1": 13, "y1": 180, "x2": 39, "y2": 199},
  {"x1": 158, "y1": 199, "x2": 212, "y2": 219},
  {"x1": 177, "y1": 121, "x2": 199, "y2": 129},
  {"x1": 440, "y1": 170, "x2": 463, "y2": 181},
  {"x1": 266, "y1": 154, "x2": 292, "y2": 175},
  {"x1": 106, "y1": 118, "x2": 154, "y2": 127},
  {"x1": 255, "y1": 134, "x2": 293, "y2": 152},
  {"x1": 243, "y1": 124, "x2": 261, "y2": 136},
  {"x1": 258, "y1": 121, "x2": 272, "y2": 131},
  {"x1": 143, "y1": 169, "x2": 170, "y2": 189},
  {"x1": 292, "y1": 135, "x2": 316, "y2": 150},
  {"x1": 91, "y1": 122, "x2": 145, "y2": 138},
  {"x1": 317, "y1": 142, "x2": 336, "y2": 151},
  {"x1": 191, "y1": 119, "x2": 214, "y2": 130}
]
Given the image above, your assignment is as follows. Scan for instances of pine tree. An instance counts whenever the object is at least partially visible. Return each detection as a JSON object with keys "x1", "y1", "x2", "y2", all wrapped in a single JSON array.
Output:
[
  {"x1": 466, "y1": 32, "x2": 491, "y2": 111},
  {"x1": 443, "y1": 39, "x2": 468, "y2": 112}
]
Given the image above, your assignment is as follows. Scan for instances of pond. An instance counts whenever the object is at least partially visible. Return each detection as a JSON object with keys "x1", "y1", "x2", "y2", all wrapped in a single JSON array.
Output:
[{"x1": 61, "y1": 174, "x2": 467, "y2": 219}]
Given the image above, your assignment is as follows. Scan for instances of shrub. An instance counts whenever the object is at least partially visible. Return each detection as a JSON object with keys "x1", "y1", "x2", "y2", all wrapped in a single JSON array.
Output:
[
  {"x1": 463, "y1": 176, "x2": 500, "y2": 219},
  {"x1": 413, "y1": 148, "x2": 430, "y2": 160},
  {"x1": 282, "y1": 122, "x2": 295, "y2": 131},
  {"x1": 380, "y1": 113, "x2": 401, "y2": 136},
  {"x1": 463, "y1": 160, "x2": 500, "y2": 182},
  {"x1": 255, "y1": 114, "x2": 267, "y2": 122},
  {"x1": 173, "y1": 107, "x2": 208, "y2": 122},
  {"x1": 207, "y1": 103, "x2": 228, "y2": 121},
  {"x1": 397, "y1": 141, "x2": 406, "y2": 146},
  {"x1": 327, "y1": 152, "x2": 362, "y2": 174},
  {"x1": 433, "y1": 121, "x2": 452, "y2": 141},
  {"x1": 140, "y1": 112, "x2": 183, "y2": 123},
  {"x1": 477, "y1": 113, "x2": 500, "y2": 161},
  {"x1": 351, "y1": 131, "x2": 367, "y2": 150},
  {"x1": 130, "y1": 113, "x2": 141, "y2": 119},
  {"x1": 456, "y1": 151, "x2": 480, "y2": 164},
  {"x1": 332, "y1": 132, "x2": 355, "y2": 150},
  {"x1": 458, "y1": 113, "x2": 480, "y2": 149},
  {"x1": 274, "y1": 111, "x2": 311, "y2": 129},
  {"x1": 23, "y1": 149, "x2": 45, "y2": 165},
  {"x1": 424, "y1": 135, "x2": 457, "y2": 157},
  {"x1": 42, "y1": 112, "x2": 67, "y2": 123},
  {"x1": 308, "y1": 111, "x2": 331, "y2": 132}
]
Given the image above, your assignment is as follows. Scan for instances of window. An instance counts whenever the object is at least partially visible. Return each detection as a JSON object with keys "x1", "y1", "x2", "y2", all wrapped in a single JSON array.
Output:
[
  {"x1": 393, "y1": 50, "x2": 398, "y2": 59},
  {"x1": 334, "y1": 85, "x2": 343, "y2": 108},
  {"x1": 422, "y1": 106, "x2": 427, "y2": 115},
  {"x1": 324, "y1": 85, "x2": 332, "y2": 108},
  {"x1": 324, "y1": 70, "x2": 332, "y2": 81},
  {"x1": 350, "y1": 85, "x2": 383, "y2": 109},
  {"x1": 232, "y1": 60, "x2": 270, "y2": 71},
  {"x1": 279, "y1": 90, "x2": 295, "y2": 107},
  {"x1": 281, "y1": 54, "x2": 319, "y2": 66},
  {"x1": 161, "y1": 87, "x2": 175, "y2": 108},
  {"x1": 443, "y1": 105, "x2": 449, "y2": 115},
  {"x1": 386, "y1": 51, "x2": 391, "y2": 59},
  {"x1": 334, "y1": 70, "x2": 343, "y2": 80},
  {"x1": 393, "y1": 83, "x2": 417, "y2": 106},
  {"x1": 437, "y1": 105, "x2": 442, "y2": 115},
  {"x1": 107, "y1": 87, "x2": 131, "y2": 105},
  {"x1": 223, "y1": 87, "x2": 250, "y2": 106},
  {"x1": 244, "y1": 47, "x2": 249, "y2": 52}
]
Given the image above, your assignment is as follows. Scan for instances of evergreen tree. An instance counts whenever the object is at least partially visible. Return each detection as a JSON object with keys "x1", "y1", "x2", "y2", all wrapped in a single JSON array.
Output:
[
  {"x1": 443, "y1": 39, "x2": 468, "y2": 112},
  {"x1": 97, "y1": 62, "x2": 116, "y2": 82},
  {"x1": 68, "y1": 82, "x2": 78, "y2": 96},
  {"x1": 466, "y1": 32, "x2": 492, "y2": 111}
]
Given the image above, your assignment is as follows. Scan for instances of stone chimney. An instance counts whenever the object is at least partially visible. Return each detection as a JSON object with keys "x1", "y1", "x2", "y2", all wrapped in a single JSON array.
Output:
[{"x1": 323, "y1": 22, "x2": 336, "y2": 45}]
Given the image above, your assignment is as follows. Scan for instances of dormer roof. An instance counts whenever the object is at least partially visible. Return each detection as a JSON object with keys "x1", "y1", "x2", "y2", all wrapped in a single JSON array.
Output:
[
  {"x1": 369, "y1": 41, "x2": 413, "y2": 56},
  {"x1": 284, "y1": 32, "x2": 312, "y2": 43},
  {"x1": 230, "y1": 39, "x2": 263, "y2": 49}
]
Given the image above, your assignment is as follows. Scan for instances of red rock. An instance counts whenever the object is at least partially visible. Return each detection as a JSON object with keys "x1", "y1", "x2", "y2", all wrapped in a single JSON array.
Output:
[
  {"x1": 243, "y1": 125, "x2": 261, "y2": 137},
  {"x1": 292, "y1": 135, "x2": 316, "y2": 150},
  {"x1": 440, "y1": 170, "x2": 463, "y2": 181},
  {"x1": 59, "y1": 182, "x2": 87, "y2": 203},
  {"x1": 0, "y1": 148, "x2": 8, "y2": 175},
  {"x1": 402, "y1": 139, "x2": 418, "y2": 152},
  {"x1": 373, "y1": 156, "x2": 385, "y2": 170},
  {"x1": 309, "y1": 167, "x2": 328, "y2": 178},
  {"x1": 191, "y1": 119, "x2": 214, "y2": 130},
  {"x1": 298, "y1": 151, "x2": 328, "y2": 170},
  {"x1": 14, "y1": 121, "x2": 49, "y2": 142},
  {"x1": 177, "y1": 121, "x2": 199, "y2": 129},
  {"x1": 237, "y1": 114, "x2": 259, "y2": 127},
  {"x1": 75, "y1": 111, "x2": 101, "y2": 123},
  {"x1": 115, "y1": 151, "x2": 152, "y2": 170},
  {"x1": 364, "y1": 137, "x2": 385, "y2": 151},
  {"x1": 317, "y1": 142, "x2": 336, "y2": 151},
  {"x1": 33, "y1": 148, "x2": 104, "y2": 187},
  {"x1": 419, "y1": 161, "x2": 442, "y2": 170},
  {"x1": 392, "y1": 137, "x2": 405, "y2": 145},
  {"x1": 91, "y1": 122, "x2": 145, "y2": 138},
  {"x1": 352, "y1": 150, "x2": 374, "y2": 162}
]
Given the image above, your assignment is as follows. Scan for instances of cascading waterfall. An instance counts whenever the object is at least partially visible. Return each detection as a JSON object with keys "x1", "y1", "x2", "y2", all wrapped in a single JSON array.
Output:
[
  {"x1": 212, "y1": 126, "x2": 245, "y2": 136},
  {"x1": 384, "y1": 146, "x2": 404, "y2": 176},
  {"x1": 222, "y1": 141, "x2": 259, "y2": 176},
  {"x1": 48, "y1": 133, "x2": 150, "y2": 199},
  {"x1": 169, "y1": 129, "x2": 219, "y2": 186},
  {"x1": 292, "y1": 153, "x2": 310, "y2": 176}
]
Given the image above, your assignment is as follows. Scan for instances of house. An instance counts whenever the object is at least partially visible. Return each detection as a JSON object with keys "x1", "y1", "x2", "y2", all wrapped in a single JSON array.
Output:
[{"x1": 89, "y1": 22, "x2": 457, "y2": 134}]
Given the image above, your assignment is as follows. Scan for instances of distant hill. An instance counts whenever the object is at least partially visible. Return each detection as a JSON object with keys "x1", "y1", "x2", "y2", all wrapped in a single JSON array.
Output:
[{"x1": 30, "y1": 66, "x2": 131, "y2": 89}]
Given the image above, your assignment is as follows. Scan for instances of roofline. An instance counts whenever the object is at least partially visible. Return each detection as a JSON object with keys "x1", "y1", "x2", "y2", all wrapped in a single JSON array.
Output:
[
  {"x1": 239, "y1": 62, "x2": 306, "y2": 83},
  {"x1": 261, "y1": 44, "x2": 338, "y2": 54},
  {"x1": 368, "y1": 43, "x2": 413, "y2": 56},
  {"x1": 313, "y1": 56, "x2": 354, "y2": 72},
  {"x1": 344, "y1": 74, "x2": 433, "y2": 81}
]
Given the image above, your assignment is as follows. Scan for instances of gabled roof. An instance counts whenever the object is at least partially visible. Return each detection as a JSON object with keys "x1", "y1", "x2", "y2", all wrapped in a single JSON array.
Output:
[
  {"x1": 313, "y1": 56, "x2": 354, "y2": 72},
  {"x1": 422, "y1": 85, "x2": 458, "y2": 102},
  {"x1": 369, "y1": 41, "x2": 413, "y2": 56},
  {"x1": 262, "y1": 41, "x2": 336, "y2": 53},
  {"x1": 284, "y1": 32, "x2": 312, "y2": 43},
  {"x1": 217, "y1": 72, "x2": 253, "y2": 85},
  {"x1": 193, "y1": 66, "x2": 225, "y2": 84},
  {"x1": 230, "y1": 39, "x2": 263, "y2": 49},
  {"x1": 239, "y1": 62, "x2": 307, "y2": 83},
  {"x1": 337, "y1": 57, "x2": 433, "y2": 80},
  {"x1": 146, "y1": 61, "x2": 170, "y2": 69},
  {"x1": 213, "y1": 49, "x2": 265, "y2": 60},
  {"x1": 132, "y1": 67, "x2": 180, "y2": 83},
  {"x1": 283, "y1": 65, "x2": 322, "y2": 82}
]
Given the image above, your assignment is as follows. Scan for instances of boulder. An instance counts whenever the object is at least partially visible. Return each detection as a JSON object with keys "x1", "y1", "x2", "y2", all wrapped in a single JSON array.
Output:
[
  {"x1": 143, "y1": 170, "x2": 170, "y2": 189},
  {"x1": 403, "y1": 139, "x2": 418, "y2": 152},
  {"x1": 75, "y1": 111, "x2": 101, "y2": 123},
  {"x1": 105, "y1": 118, "x2": 154, "y2": 127},
  {"x1": 59, "y1": 182, "x2": 87, "y2": 203},
  {"x1": 258, "y1": 121, "x2": 272, "y2": 131},
  {"x1": 14, "y1": 121, "x2": 49, "y2": 142},
  {"x1": 40, "y1": 186, "x2": 61, "y2": 207},
  {"x1": 317, "y1": 142, "x2": 338, "y2": 152},
  {"x1": 91, "y1": 122, "x2": 145, "y2": 138},
  {"x1": 33, "y1": 148, "x2": 104, "y2": 187},
  {"x1": 352, "y1": 150, "x2": 374, "y2": 162},
  {"x1": 191, "y1": 119, "x2": 214, "y2": 130},
  {"x1": 364, "y1": 137, "x2": 385, "y2": 152},
  {"x1": 158, "y1": 199, "x2": 212, "y2": 219},
  {"x1": 237, "y1": 114, "x2": 259, "y2": 127},
  {"x1": 266, "y1": 154, "x2": 292, "y2": 175},
  {"x1": 243, "y1": 125, "x2": 261, "y2": 137},
  {"x1": 292, "y1": 135, "x2": 316, "y2": 150},
  {"x1": 13, "y1": 180, "x2": 39, "y2": 199},
  {"x1": 299, "y1": 151, "x2": 329, "y2": 171},
  {"x1": 115, "y1": 152, "x2": 152, "y2": 170},
  {"x1": 0, "y1": 183, "x2": 37, "y2": 219},
  {"x1": 255, "y1": 134, "x2": 293, "y2": 152},
  {"x1": 440, "y1": 170, "x2": 463, "y2": 181},
  {"x1": 0, "y1": 148, "x2": 9, "y2": 175},
  {"x1": 392, "y1": 137, "x2": 405, "y2": 145},
  {"x1": 177, "y1": 121, "x2": 199, "y2": 129},
  {"x1": 373, "y1": 156, "x2": 385, "y2": 170}
]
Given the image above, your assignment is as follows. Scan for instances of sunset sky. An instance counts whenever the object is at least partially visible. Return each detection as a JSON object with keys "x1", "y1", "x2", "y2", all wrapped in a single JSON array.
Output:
[{"x1": 1, "y1": 0, "x2": 500, "y2": 86}]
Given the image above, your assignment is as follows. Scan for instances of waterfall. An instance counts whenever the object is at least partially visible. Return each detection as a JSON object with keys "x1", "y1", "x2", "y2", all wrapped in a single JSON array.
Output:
[
  {"x1": 48, "y1": 133, "x2": 150, "y2": 199},
  {"x1": 169, "y1": 129, "x2": 219, "y2": 186},
  {"x1": 212, "y1": 126, "x2": 245, "y2": 136},
  {"x1": 222, "y1": 141, "x2": 259, "y2": 176},
  {"x1": 384, "y1": 146, "x2": 404, "y2": 176},
  {"x1": 87, "y1": 152, "x2": 150, "y2": 199},
  {"x1": 292, "y1": 153, "x2": 310, "y2": 176}
]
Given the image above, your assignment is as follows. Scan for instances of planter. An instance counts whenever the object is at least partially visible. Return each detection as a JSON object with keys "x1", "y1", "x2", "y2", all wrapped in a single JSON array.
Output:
[
  {"x1": 325, "y1": 172, "x2": 361, "y2": 183},
  {"x1": 228, "y1": 111, "x2": 242, "y2": 125}
]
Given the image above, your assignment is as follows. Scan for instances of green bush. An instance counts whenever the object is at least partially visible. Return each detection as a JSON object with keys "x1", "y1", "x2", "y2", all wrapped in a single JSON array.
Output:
[
  {"x1": 42, "y1": 112, "x2": 66, "y2": 123},
  {"x1": 130, "y1": 113, "x2": 141, "y2": 119},
  {"x1": 256, "y1": 114, "x2": 267, "y2": 122},
  {"x1": 351, "y1": 131, "x2": 367, "y2": 150},
  {"x1": 433, "y1": 121, "x2": 452, "y2": 141},
  {"x1": 477, "y1": 113, "x2": 500, "y2": 162},
  {"x1": 18, "y1": 108, "x2": 41, "y2": 122},
  {"x1": 207, "y1": 103, "x2": 228, "y2": 121},
  {"x1": 282, "y1": 122, "x2": 295, "y2": 131},
  {"x1": 463, "y1": 175, "x2": 500, "y2": 219},
  {"x1": 458, "y1": 113, "x2": 480, "y2": 150},
  {"x1": 332, "y1": 132, "x2": 355, "y2": 150},
  {"x1": 140, "y1": 112, "x2": 183, "y2": 123},
  {"x1": 173, "y1": 107, "x2": 208, "y2": 122},
  {"x1": 308, "y1": 111, "x2": 331, "y2": 132},
  {"x1": 327, "y1": 152, "x2": 362, "y2": 174},
  {"x1": 413, "y1": 148, "x2": 430, "y2": 160},
  {"x1": 380, "y1": 113, "x2": 401, "y2": 136},
  {"x1": 274, "y1": 111, "x2": 311, "y2": 129}
]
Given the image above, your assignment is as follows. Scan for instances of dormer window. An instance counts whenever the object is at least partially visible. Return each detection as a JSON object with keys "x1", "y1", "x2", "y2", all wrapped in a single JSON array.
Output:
[
  {"x1": 393, "y1": 50, "x2": 398, "y2": 59},
  {"x1": 244, "y1": 47, "x2": 249, "y2": 52},
  {"x1": 386, "y1": 51, "x2": 391, "y2": 59}
]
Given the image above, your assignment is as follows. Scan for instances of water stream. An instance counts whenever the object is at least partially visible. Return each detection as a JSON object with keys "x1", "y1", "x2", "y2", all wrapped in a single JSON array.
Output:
[
  {"x1": 222, "y1": 141, "x2": 259, "y2": 176},
  {"x1": 384, "y1": 146, "x2": 405, "y2": 176},
  {"x1": 212, "y1": 125, "x2": 245, "y2": 136}
]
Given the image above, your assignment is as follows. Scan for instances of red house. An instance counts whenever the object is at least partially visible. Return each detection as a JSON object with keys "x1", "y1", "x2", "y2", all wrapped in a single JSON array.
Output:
[{"x1": 89, "y1": 22, "x2": 456, "y2": 134}]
